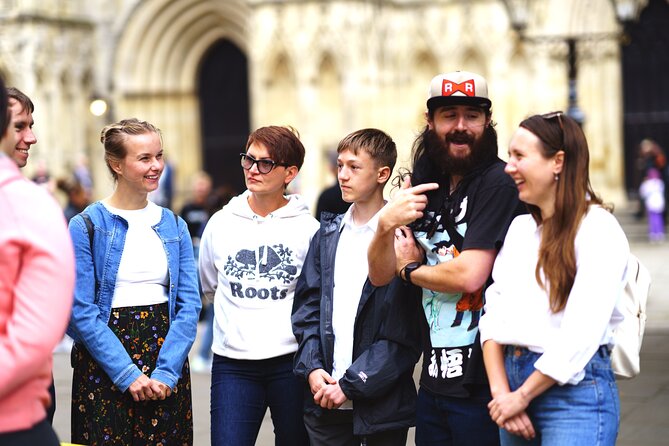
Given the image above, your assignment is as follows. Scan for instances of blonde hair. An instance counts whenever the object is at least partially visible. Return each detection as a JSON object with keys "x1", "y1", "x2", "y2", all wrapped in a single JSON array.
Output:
[{"x1": 100, "y1": 118, "x2": 162, "y2": 180}]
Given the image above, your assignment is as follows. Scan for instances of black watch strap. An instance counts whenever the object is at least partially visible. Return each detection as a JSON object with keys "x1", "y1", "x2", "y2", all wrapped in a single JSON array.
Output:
[{"x1": 402, "y1": 261, "x2": 422, "y2": 285}]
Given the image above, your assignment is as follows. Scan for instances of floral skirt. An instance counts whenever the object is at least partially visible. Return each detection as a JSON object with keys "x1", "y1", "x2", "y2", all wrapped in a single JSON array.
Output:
[{"x1": 71, "y1": 303, "x2": 193, "y2": 446}]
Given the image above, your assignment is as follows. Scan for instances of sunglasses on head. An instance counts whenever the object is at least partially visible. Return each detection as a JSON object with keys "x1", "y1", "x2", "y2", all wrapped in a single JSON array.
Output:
[
  {"x1": 541, "y1": 111, "x2": 565, "y2": 131},
  {"x1": 239, "y1": 153, "x2": 288, "y2": 174}
]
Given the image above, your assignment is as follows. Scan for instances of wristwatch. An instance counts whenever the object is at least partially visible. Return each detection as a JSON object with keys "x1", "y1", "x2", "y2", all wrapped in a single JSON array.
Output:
[{"x1": 402, "y1": 261, "x2": 422, "y2": 285}]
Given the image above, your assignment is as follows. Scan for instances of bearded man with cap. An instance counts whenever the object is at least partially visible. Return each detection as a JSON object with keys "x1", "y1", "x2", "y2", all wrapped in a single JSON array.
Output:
[{"x1": 368, "y1": 71, "x2": 526, "y2": 445}]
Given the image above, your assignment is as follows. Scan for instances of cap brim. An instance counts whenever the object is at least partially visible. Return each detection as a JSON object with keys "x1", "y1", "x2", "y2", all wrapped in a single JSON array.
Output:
[{"x1": 427, "y1": 96, "x2": 492, "y2": 111}]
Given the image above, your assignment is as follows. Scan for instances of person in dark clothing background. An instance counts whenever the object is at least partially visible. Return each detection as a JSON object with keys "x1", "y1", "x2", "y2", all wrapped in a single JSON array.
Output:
[{"x1": 315, "y1": 149, "x2": 350, "y2": 220}]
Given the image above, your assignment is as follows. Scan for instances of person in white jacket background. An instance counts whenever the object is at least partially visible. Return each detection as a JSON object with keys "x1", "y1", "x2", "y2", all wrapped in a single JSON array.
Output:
[{"x1": 199, "y1": 125, "x2": 318, "y2": 446}]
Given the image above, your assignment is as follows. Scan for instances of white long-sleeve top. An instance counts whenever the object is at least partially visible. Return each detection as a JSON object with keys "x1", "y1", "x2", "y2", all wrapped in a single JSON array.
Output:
[{"x1": 479, "y1": 206, "x2": 629, "y2": 385}]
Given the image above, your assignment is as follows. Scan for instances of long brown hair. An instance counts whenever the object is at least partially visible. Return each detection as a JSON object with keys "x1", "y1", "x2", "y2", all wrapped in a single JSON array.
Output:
[{"x1": 520, "y1": 113, "x2": 606, "y2": 312}]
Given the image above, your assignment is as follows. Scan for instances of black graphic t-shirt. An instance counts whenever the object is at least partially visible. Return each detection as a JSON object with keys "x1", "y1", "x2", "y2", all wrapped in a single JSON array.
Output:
[{"x1": 412, "y1": 159, "x2": 525, "y2": 398}]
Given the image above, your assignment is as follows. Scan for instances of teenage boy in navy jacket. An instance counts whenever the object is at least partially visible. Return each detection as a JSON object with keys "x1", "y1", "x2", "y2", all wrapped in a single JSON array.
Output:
[{"x1": 292, "y1": 128, "x2": 422, "y2": 446}]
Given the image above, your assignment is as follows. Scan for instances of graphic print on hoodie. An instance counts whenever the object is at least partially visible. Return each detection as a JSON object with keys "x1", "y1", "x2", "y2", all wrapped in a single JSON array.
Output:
[
  {"x1": 199, "y1": 190, "x2": 319, "y2": 360},
  {"x1": 226, "y1": 244, "x2": 298, "y2": 299}
]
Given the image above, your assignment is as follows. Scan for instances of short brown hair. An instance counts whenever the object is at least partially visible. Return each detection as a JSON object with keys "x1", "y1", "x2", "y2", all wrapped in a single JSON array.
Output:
[
  {"x1": 337, "y1": 128, "x2": 397, "y2": 173},
  {"x1": 245, "y1": 126, "x2": 305, "y2": 170},
  {"x1": 7, "y1": 87, "x2": 35, "y2": 114},
  {"x1": 100, "y1": 118, "x2": 162, "y2": 180}
]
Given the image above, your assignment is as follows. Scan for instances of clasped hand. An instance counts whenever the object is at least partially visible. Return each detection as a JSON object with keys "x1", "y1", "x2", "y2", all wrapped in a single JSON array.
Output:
[
  {"x1": 128, "y1": 374, "x2": 172, "y2": 402},
  {"x1": 488, "y1": 390, "x2": 536, "y2": 440},
  {"x1": 308, "y1": 368, "x2": 348, "y2": 410}
]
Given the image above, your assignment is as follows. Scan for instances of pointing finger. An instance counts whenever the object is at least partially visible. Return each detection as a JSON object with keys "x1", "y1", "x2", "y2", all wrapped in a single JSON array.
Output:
[{"x1": 408, "y1": 182, "x2": 439, "y2": 195}]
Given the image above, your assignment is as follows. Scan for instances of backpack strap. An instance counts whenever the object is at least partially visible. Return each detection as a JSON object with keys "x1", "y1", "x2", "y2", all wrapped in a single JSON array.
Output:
[{"x1": 80, "y1": 213, "x2": 94, "y2": 251}]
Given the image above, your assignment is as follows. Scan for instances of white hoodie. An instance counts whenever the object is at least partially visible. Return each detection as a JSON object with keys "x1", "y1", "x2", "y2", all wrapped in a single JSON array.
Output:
[{"x1": 199, "y1": 190, "x2": 319, "y2": 360}]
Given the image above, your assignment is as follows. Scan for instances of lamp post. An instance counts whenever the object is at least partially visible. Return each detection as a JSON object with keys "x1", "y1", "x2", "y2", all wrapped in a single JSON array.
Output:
[{"x1": 501, "y1": 0, "x2": 642, "y2": 126}]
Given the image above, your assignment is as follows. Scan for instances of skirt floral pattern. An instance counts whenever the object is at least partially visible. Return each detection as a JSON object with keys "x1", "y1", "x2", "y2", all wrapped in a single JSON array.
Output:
[{"x1": 71, "y1": 303, "x2": 193, "y2": 446}]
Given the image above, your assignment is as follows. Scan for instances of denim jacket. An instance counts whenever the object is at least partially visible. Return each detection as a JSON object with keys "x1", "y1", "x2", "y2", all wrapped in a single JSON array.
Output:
[{"x1": 66, "y1": 201, "x2": 201, "y2": 392}]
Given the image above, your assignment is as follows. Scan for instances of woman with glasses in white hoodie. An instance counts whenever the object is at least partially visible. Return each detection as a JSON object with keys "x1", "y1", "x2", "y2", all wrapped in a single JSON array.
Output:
[{"x1": 199, "y1": 125, "x2": 318, "y2": 446}]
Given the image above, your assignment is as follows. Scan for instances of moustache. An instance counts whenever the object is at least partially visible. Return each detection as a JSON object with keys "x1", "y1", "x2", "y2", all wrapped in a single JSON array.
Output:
[{"x1": 445, "y1": 131, "x2": 475, "y2": 146}]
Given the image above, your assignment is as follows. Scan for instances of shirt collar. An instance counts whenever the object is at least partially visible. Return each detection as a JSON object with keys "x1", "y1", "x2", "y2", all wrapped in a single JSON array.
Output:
[{"x1": 338, "y1": 202, "x2": 385, "y2": 233}]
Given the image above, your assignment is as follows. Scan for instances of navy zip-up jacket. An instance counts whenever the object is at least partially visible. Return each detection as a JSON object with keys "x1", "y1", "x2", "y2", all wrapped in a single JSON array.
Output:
[{"x1": 292, "y1": 212, "x2": 423, "y2": 435}]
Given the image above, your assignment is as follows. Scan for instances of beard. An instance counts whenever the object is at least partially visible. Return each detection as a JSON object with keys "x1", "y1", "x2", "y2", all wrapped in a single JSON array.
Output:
[{"x1": 424, "y1": 125, "x2": 498, "y2": 176}]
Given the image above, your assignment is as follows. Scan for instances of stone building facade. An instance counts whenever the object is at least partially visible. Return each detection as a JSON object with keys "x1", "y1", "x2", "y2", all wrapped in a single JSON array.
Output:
[{"x1": 0, "y1": 0, "x2": 648, "y2": 210}]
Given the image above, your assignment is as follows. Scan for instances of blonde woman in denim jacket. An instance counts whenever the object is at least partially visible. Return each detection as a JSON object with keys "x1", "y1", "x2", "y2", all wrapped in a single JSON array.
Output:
[{"x1": 67, "y1": 118, "x2": 201, "y2": 445}]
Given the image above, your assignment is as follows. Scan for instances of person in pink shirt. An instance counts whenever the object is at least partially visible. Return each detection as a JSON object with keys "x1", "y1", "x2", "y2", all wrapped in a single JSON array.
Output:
[{"x1": 0, "y1": 77, "x2": 75, "y2": 444}]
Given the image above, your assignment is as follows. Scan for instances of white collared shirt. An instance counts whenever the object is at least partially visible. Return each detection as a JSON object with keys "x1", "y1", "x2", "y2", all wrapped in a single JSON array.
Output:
[{"x1": 331, "y1": 205, "x2": 382, "y2": 401}]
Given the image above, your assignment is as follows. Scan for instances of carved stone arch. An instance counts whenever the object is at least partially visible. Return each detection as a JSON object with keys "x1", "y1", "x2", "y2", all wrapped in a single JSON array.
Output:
[
  {"x1": 409, "y1": 49, "x2": 440, "y2": 126},
  {"x1": 506, "y1": 49, "x2": 534, "y2": 132},
  {"x1": 314, "y1": 51, "x2": 343, "y2": 145},
  {"x1": 115, "y1": 0, "x2": 249, "y2": 94},
  {"x1": 257, "y1": 50, "x2": 299, "y2": 129},
  {"x1": 112, "y1": 0, "x2": 250, "y2": 207},
  {"x1": 260, "y1": 50, "x2": 296, "y2": 89},
  {"x1": 460, "y1": 48, "x2": 488, "y2": 80}
]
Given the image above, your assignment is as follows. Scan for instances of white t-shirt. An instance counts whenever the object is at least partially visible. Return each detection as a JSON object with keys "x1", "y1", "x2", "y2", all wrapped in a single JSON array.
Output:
[{"x1": 104, "y1": 201, "x2": 169, "y2": 308}]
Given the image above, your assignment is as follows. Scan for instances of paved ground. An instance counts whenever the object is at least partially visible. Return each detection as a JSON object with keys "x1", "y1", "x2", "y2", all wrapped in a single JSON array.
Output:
[{"x1": 52, "y1": 212, "x2": 669, "y2": 445}]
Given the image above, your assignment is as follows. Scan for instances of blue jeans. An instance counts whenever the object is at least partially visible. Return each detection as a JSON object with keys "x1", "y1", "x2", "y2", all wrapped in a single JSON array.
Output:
[
  {"x1": 415, "y1": 386, "x2": 500, "y2": 445},
  {"x1": 197, "y1": 303, "x2": 214, "y2": 360},
  {"x1": 210, "y1": 353, "x2": 309, "y2": 446},
  {"x1": 501, "y1": 346, "x2": 619, "y2": 446}
]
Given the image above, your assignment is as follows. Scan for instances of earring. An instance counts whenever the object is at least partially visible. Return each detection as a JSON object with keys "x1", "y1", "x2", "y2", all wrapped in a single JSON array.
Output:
[{"x1": 554, "y1": 173, "x2": 559, "y2": 182}]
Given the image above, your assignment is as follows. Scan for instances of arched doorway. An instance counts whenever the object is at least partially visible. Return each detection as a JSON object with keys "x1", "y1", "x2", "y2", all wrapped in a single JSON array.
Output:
[
  {"x1": 621, "y1": 0, "x2": 669, "y2": 195},
  {"x1": 198, "y1": 39, "x2": 250, "y2": 195}
]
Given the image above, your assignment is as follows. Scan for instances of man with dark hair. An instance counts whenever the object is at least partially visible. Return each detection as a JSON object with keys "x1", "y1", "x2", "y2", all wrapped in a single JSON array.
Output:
[
  {"x1": 7, "y1": 87, "x2": 37, "y2": 168},
  {"x1": 368, "y1": 71, "x2": 526, "y2": 445}
]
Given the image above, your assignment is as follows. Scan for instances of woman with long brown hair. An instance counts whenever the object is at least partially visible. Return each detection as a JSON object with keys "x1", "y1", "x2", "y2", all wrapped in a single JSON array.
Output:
[{"x1": 479, "y1": 112, "x2": 629, "y2": 445}]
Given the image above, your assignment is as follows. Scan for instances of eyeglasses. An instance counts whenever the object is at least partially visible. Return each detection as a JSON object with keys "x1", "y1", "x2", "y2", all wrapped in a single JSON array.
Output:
[{"x1": 239, "y1": 153, "x2": 288, "y2": 174}]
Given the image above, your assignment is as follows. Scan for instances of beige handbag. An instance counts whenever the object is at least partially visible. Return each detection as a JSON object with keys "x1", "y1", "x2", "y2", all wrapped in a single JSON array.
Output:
[{"x1": 611, "y1": 254, "x2": 651, "y2": 379}]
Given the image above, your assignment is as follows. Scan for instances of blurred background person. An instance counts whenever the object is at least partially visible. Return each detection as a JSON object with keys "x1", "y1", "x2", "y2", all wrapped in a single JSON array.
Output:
[
  {"x1": 639, "y1": 167, "x2": 666, "y2": 243},
  {"x1": 635, "y1": 138, "x2": 668, "y2": 220},
  {"x1": 180, "y1": 170, "x2": 215, "y2": 373},
  {"x1": 0, "y1": 76, "x2": 75, "y2": 445},
  {"x1": 67, "y1": 118, "x2": 201, "y2": 445},
  {"x1": 149, "y1": 154, "x2": 175, "y2": 209},
  {"x1": 56, "y1": 177, "x2": 91, "y2": 223},
  {"x1": 72, "y1": 153, "x2": 94, "y2": 201},
  {"x1": 314, "y1": 149, "x2": 350, "y2": 221},
  {"x1": 31, "y1": 159, "x2": 56, "y2": 194}
]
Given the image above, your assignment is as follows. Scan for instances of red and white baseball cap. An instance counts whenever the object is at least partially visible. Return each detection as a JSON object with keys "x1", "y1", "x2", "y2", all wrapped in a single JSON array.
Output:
[{"x1": 427, "y1": 71, "x2": 492, "y2": 111}]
